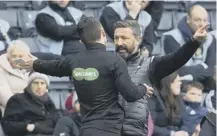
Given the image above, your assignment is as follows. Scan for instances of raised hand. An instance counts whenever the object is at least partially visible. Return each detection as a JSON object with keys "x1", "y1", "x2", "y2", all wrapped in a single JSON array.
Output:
[
  {"x1": 193, "y1": 23, "x2": 209, "y2": 42},
  {"x1": 126, "y1": 0, "x2": 142, "y2": 19}
]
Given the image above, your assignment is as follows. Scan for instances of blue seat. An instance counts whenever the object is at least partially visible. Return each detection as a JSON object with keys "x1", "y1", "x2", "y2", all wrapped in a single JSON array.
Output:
[
  {"x1": 31, "y1": 0, "x2": 47, "y2": 10},
  {"x1": 48, "y1": 76, "x2": 73, "y2": 110},
  {"x1": 173, "y1": 11, "x2": 187, "y2": 28},
  {"x1": 190, "y1": 1, "x2": 216, "y2": 11},
  {"x1": 17, "y1": 10, "x2": 38, "y2": 37},
  {"x1": 0, "y1": 1, "x2": 31, "y2": 9},
  {"x1": 209, "y1": 11, "x2": 216, "y2": 30},
  {"x1": 0, "y1": 10, "x2": 21, "y2": 39},
  {"x1": 163, "y1": 0, "x2": 186, "y2": 11},
  {"x1": 156, "y1": 11, "x2": 173, "y2": 37},
  {"x1": 18, "y1": 37, "x2": 40, "y2": 52}
]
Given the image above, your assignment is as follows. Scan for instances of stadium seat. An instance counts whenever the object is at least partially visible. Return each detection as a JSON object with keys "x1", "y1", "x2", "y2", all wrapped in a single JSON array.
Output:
[
  {"x1": 18, "y1": 37, "x2": 40, "y2": 52},
  {"x1": 156, "y1": 11, "x2": 173, "y2": 36},
  {"x1": 173, "y1": 11, "x2": 187, "y2": 28},
  {"x1": 48, "y1": 76, "x2": 73, "y2": 110},
  {"x1": 0, "y1": 1, "x2": 31, "y2": 9},
  {"x1": 73, "y1": 1, "x2": 109, "y2": 19},
  {"x1": 31, "y1": 0, "x2": 47, "y2": 10},
  {"x1": 163, "y1": 0, "x2": 186, "y2": 11},
  {"x1": 190, "y1": 1, "x2": 216, "y2": 11},
  {"x1": 18, "y1": 10, "x2": 38, "y2": 37},
  {"x1": 152, "y1": 37, "x2": 163, "y2": 56},
  {"x1": 0, "y1": 10, "x2": 21, "y2": 39},
  {"x1": 209, "y1": 11, "x2": 216, "y2": 30}
]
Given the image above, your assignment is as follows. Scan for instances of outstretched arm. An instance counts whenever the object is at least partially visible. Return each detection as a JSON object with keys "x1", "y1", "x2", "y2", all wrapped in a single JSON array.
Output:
[
  {"x1": 148, "y1": 24, "x2": 209, "y2": 88},
  {"x1": 32, "y1": 58, "x2": 72, "y2": 77}
]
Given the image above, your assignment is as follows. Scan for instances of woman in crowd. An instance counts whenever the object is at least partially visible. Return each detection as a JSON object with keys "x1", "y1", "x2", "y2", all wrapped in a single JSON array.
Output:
[{"x1": 148, "y1": 72, "x2": 189, "y2": 136}]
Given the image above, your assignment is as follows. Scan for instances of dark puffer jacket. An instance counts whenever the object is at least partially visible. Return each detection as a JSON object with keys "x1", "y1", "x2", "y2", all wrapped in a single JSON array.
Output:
[{"x1": 2, "y1": 87, "x2": 59, "y2": 136}]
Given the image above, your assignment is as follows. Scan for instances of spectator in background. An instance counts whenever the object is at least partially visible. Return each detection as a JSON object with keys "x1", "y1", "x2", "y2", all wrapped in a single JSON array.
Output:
[
  {"x1": 163, "y1": 5, "x2": 216, "y2": 87},
  {"x1": 2, "y1": 72, "x2": 79, "y2": 136},
  {"x1": 0, "y1": 40, "x2": 30, "y2": 111},
  {"x1": 35, "y1": 0, "x2": 86, "y2": 56},
  {"x1": 141, "y1": 0, "x2": 164, "y2": 30},
  {"x1": 182, "y1": 81, "x2": 208, "y2": 136},
  {"x1": 100, "y1": 0, "x2": 155, "y2": 57},
  {"x1": 148, "y1": 72, "x2": 189, "y2": 136}
]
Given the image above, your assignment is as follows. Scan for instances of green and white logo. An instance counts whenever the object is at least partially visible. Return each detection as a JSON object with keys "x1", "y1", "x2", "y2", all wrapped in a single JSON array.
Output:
[{"x1": 72, "y1": 68, "x2": 99, "y2": 81}]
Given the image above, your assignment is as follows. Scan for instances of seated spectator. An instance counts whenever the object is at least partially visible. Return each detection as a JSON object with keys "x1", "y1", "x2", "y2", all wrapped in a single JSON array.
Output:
[
  {"x1": 2, "y1": 72, "x2": 79, "y2": 136},
  {"x1": 182, "y1": 81, "x2": 208, "y2": 136},
  {"x1": 148, "y1": 72, "x2": 189, "y2": 136},
  {"x1": 0, "y1": 40, "x2": 31, "y2": 111},
  {"x1": 35, "y1": 0, "x2": 86, "y2": 56},
  {"x1": 163, "y1": 5, "x2": 216, "y2": 86},
  {"x1": 100, "y1": 0, "x2": 155, "y2": 56}
]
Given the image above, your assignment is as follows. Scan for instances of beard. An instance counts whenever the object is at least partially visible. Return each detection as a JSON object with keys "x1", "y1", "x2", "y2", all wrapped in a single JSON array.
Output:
[{"x1": 116, "y1": 45, "x2": 130, "y2": 60}]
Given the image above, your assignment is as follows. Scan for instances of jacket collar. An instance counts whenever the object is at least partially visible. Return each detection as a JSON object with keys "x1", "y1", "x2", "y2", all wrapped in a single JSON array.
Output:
[
  {"x1": 0, "y1": 54, "x2": 28, "y2": 80},
  {"x1": 126, "y1": 51, "x2": 141, "y2": 63},
  {"x1": 85, "y1": 42, "x2": 106, "y2": 51}
]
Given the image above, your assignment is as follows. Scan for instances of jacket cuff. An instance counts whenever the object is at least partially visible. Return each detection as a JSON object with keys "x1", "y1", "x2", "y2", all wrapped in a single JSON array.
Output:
[{"x1": 170, "y1": 131, "x2": 175, "y2": 136}]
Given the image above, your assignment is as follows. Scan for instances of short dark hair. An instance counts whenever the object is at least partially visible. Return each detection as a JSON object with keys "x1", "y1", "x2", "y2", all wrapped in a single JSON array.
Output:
[
  {"x1": 183, "y1": 81, "x2": 204, "y2": 92},
  {"x1": 77, "y1": 16, "x2": 102, "y2": 44},
  {"x1": 114, "y1": 20, "x2": 141, "y2": 37}
]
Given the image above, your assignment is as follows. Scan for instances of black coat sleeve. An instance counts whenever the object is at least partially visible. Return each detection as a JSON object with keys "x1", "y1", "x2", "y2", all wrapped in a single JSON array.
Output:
[
  {"x1": 32, "y1": 52, "x2": 64, "y2": 60},
  {"x1": 35, "y1": 13, "x2": 83, "y2": 41},
  {"x1": 100, "y1": 7, "x2": 121, "y2": 39},
  {"x1": 145, "y1": 2, "x2": 164, "y2": 30},
  {"x1": 148, "y1": 39, "x2": 201, "y2": 88},
  {"x1": 2, "y1": 96, "x2": 28, "y2": 136},
  {"x1": 33, "y1": 57, "x2": 72, "y2": 77},
  {"x1": 112, "y1": 55, "x2": 147, "y2": 102}
]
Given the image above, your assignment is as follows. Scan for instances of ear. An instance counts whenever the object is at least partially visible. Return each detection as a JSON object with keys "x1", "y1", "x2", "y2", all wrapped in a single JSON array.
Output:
[{"x1": 101, "y1": 28, "x2": 106, "y2": 37}]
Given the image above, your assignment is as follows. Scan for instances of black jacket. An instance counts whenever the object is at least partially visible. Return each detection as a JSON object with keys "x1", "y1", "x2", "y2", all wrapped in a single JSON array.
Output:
[
  {"x1": 148, "y1": 94, "x2": 186, "y2": 136},
  {"x1": 2, "y1": 88, "x2": 59, "y2": 136},
  {"x1": 35, "y1": 2, "x2": 86, "y2": 55},
  {"x1": 32, "y1": 43, "x2": 147, "y2": 134}
]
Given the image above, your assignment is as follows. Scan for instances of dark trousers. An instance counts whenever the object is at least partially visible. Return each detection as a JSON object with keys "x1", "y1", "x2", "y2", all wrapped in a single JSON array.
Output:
[
  {"x1": 79, "y1": 128, "x2": 121, "y2": 136},
  {"x1": 53, "y1": 116, "x2": 80, "y2": 136}
]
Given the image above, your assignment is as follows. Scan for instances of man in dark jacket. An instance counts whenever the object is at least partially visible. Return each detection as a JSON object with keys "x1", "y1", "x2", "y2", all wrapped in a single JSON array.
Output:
[
  {"x1": 163, "y1": 5, "x2": 216, "y2": 84},
  {"x1": 113, "y1": 20, "x2": 209, "y2": 136},
  {"x1": 35, "y1": 0, "x2": 86, "y2": 55},
  {"x1": 100, "y1": 0, "x2": 155, "y2": 56},
  {"x1": 19, "y1": 17, "x2": 150, "y2": 136}
]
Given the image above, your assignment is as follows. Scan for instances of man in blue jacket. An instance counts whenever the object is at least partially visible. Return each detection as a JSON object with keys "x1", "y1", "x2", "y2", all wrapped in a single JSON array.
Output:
[{"x1": 162, "y1": 4, "x2": 216, "y2": 85}]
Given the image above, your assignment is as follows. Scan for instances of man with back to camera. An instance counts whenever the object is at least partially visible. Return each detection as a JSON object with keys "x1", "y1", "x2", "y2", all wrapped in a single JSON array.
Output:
[
  {"x1": 112, "y1": 20, "x2": 209, "y2": 136},
  {"x1": 17, "y1": 17, "x2": 153, "y2": 136}
]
